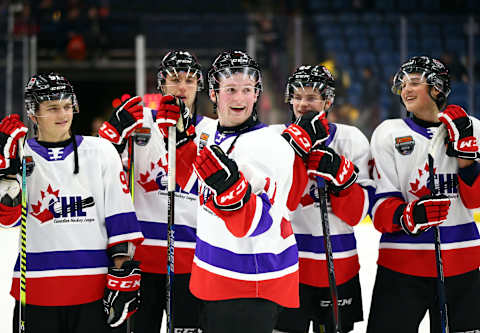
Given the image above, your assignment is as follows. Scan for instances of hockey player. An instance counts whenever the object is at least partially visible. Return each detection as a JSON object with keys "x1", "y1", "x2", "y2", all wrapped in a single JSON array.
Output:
[
  {"x1": 272, "y1": 65, "x2": 373, "y2": 333},
  {"x1": 98, "y1": 50, "x2": 214, "y2": 332},
  {"x1": 368, "y1": 56, "x2": 480, "y2": 332},
  {"x1": 155, "y1": 50, "x2": 311, "y2": 333},
  {"x1": 0, "y1": 72, "x2": 144, "y2": 333}
]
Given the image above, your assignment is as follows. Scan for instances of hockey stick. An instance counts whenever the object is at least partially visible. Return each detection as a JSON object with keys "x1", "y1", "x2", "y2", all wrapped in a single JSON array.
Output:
[
  {"x1": 18, "y1": 139, "x2": 27, "y2": 333},
  {"x1": 166, "y1": 125, "x2": 176, "y2": 333},
  {"x1": 316, "y1": 177, "x2": 342, "y2": 333},
  {"x1": 427, "y1": 124, "x2": 449, "y2": 333}
]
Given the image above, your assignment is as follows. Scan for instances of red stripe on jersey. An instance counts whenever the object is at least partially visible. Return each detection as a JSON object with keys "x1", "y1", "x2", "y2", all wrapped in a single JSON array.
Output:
[
  {"x1": 287, "y1": 155, "x2": 308, "y2": 211},
  {"x1": 190, "y1": 262, "x2": 299, "y2": 308},
  {"x1": 134, "y1": 245, "x2": 194, "y2": 274},
  {"x1": 11, "y1": 274, "x2": 106, "y2": 306},
  {"x1": 330, "y1": 183, "x2": 365, "y2": 227},
  {"x1": 373, "y1": 197, "x2": 405, "y2": 233},
  {"x1": 458, "y1": 174, "x2": 480, "y2": 209},
  {"x1": 176, "y1": 140, "x2": 198, "y2": 189},
  {"x1": 378, "y1": 245, "x2": 480, "y2": 277},
  {"x1": 0, "y1": 203, "x2": 20, "y2": 227},
  {"x1": 298, "y1": 255, "x2": 360, "y2": 287}
]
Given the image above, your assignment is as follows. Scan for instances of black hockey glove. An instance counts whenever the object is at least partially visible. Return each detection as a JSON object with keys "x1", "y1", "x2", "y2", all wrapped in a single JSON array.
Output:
[
  {"x1": 438, "y1": 104, "x2": 479, "y2": 160},
  {"x1": 98, "y1": 94, "x2": 144, "y2": 151},
  {"x1": 282, "y1": 111, "x2": 329, "y2": 160},
  {"x1": 103, "y1": 260, "x2": 141, "y2": 328},
  {"x1": 307, "y1": 146, "x2": 358, "y2": 193},
  {"x1": 400, "y1": 194, "x2": 451, "y2": 235},
  {"x1": 193, "y1": 145, "x2": 251, "y2": 211},
  {"x1": 0, "y1": 114, "x2": 27, "y2": 177},
  {"x1": 156, "y1": 95, "x2": 196, "y2": 148}
]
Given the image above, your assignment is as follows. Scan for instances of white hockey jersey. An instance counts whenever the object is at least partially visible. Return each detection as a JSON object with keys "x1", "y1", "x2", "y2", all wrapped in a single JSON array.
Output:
[
  {"x1": 0, "y1": 136, "x2": 143, "y2": 306},
  {"x1": 371, "y1": 117, "x2": 480, "y2": 277},
  {"x1": 271, "y1": 123, "x2": 375, "y2": 287},
  {"x1": 176, "y1": 120, "x2": 307, "y2": 308},
  {"x1": 131, "y1": 108, "x2": 216, "y2": 274}
]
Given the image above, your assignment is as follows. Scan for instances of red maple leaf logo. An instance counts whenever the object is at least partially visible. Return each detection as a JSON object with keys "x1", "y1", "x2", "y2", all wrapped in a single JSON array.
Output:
[
  {"x1": 137, "y1": 158, "x2": 168, "y2": 192},
  {"x1": 31, "y1": 184, "x2": 60, "y2": 223},
  {"x1": 408, "y1": 162, "x2": 434, "y2": 198}
]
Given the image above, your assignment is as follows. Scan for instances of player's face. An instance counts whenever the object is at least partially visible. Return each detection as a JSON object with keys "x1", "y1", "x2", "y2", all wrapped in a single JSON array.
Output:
[
  {"x1": 162, "y1": 71, "x2": 198, "y2": 113},
  {"x1": 400, "y1": 73, "x2": 439, "y2": 115},
  {"x1": 32, "y1": 99, "x2": 73, "y2": 142},
  {"x1": 290, "y1": 86, "x2": 330, "y2": 119},
  {"x1": 212, "y1": 73, "x2": 259, "y2": 127}
]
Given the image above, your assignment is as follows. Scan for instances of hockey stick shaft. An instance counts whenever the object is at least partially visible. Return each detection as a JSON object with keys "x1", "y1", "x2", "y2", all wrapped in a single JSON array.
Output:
[
  {"x1": 126, "y1": 136, "x2": 135, "y2": 333},
  {"x1": 316, "y1": 177, "x2": 342, "y2": 333},
  {"x1": 427, "y1": 125, "x2": 449, "y2": 333},
  {"x1": 19, "y1": 139, "x2": 27, "y2": 333},
  {"x1": 166, "y1": 126, "x2": 176, "y2": 333}
]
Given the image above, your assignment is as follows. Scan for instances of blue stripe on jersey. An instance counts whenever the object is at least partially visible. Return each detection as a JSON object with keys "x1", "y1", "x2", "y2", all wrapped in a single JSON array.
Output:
[
  {"x1": 380, "y1": 222, "x2": 480, "y2": 244},
  {"x1": 375, "y1": 191, "x2": 404, "y2": 200},
  {"x1": 195, "y1": 237, "x2": 298, "y2": 274},
  {"x1": 403, "y1": 118, "x2": 434, "y2": 139},
  {"x1": 139, "y1": 220, "x2": 196, "y2": 242},
  {"x1": 250, "y1": 193, "x2": 273, "y2": 237},
  {"x1": 325, "y1": 123, "x2": 337, "y2": 147},
  {"x1": 105, "y1": 212, "x2": 141, "y2": 237},
  {"x1": 28, "y1": 136, "x2": 84, "y2": 161},
  {"x1": 14, "y1": 249, "x2": 109, "y2": 272},
  {"x1": 295, "y1": 233, "x2": 357, "y2": 254},
  {"x1": 364, "y1": 185, "x2": 376, "y2": 216}
]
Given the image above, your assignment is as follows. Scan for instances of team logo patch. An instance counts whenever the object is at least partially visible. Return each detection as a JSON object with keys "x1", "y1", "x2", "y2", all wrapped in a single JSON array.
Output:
[
  {"x1": 199, "y1": 132, "x2": 209, "y2": 150},
  {"x1": 395, "y1": 136, "x2": 415, "y2": 155},
  {"x1": 134, "y1": 127, "x2": 151, "y2": 146},
  {"x1": 31, "y1": 184, "x2": 95, "y2": 223}
]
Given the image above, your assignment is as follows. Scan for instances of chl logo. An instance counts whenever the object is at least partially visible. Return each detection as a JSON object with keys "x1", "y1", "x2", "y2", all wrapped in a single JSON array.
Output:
[
  {"x1": 408, "y1": 162, "x2": 458, "y2": 198},
  {"x1": 137, "y1": 155, "x2": 197, "y2": 195},
  {"x1": 31, "y1": 184, "x2": 95, "y2": 223}
]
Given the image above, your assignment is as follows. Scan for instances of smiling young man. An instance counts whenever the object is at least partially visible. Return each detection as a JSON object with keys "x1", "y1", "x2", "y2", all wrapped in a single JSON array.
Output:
[
  {"x1": 155, "y1": 50, "x2": 309, "y2": 333},
  {"x1": 271, "y1": 65, "x2": 373, "y2": 333},
  {"x1": 368, "y1": 56, "x2": 480, "y2": 332},
  {"x1": 99, "y1": 50, "x2": 216, "y2": 332},
  {"x1": 0, "y1": 72, "x2": 143, "y2": 333}
]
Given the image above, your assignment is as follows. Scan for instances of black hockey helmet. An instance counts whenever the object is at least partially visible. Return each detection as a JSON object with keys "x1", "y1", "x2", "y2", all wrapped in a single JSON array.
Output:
[
  {"x1": 25, "y1": 72, "x2": 79, "y2": 116},
  {"x1": 285, "y1": 65, "x2": 335, "y2": 104},
  {"x1": 392, "y1": 56, "x2": 451, "y2": 108},
  {"x1": 157, "y1": 50, "x2": 204, "y2": 92},
  {"x1": 207, "y1": 50, "x2": 263, "y2": 94}
]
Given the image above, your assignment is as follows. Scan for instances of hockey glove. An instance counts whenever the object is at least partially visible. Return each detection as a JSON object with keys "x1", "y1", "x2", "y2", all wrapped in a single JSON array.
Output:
[
  {"x1": 282, "y1": 111, "x2": 329, "y2": 160},
  {"x1": 103, "y1": 260, "x2": 141, "y2": 328},
  {"x1": 400, "y1": 195, "x2": 451, "y2": 236},
  {"x1": 156, "y1": 95, "x2": 195, "y2": 147},
  {"x1": 438, "y1": 104, "x2": 479, "y2": 160},
  {"x1": 193, "y1": 145, "x2": 251, "y2": 211},
  {"x1": 307, "y1": 146, "x2": 358, "y2": 193},
  {"x1": 0, "y1": 114, "x2": 28, "y2": 176},
  {"x1": 98, "y1": 94, "x2": 144, "y2": 147}
]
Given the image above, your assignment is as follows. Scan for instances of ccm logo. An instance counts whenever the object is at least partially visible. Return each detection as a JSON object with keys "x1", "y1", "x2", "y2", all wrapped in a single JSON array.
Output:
[
  {"x1": 338, "y1": 159, "x2": 351, "y2": 182},
  {"x1": 219, "y1": 179, "x2": 247, "y2": 204},
  {"x1": 108, "y1": 279, "x2": 140, "y2": 290},
  {"x1": 459, "y1": 138, "x2": 477, "y2": 148}
]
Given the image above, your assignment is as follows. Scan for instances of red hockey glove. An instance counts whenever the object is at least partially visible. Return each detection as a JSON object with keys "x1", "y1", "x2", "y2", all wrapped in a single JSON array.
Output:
[
  {"x1": 307, "y1": 146, "x2": 358, "y2": 193},
  {"x1": 282, "y1": 111, "x2": 329, "y2": 160},
  {"x1": 194, "y1": 145, "x2": 251, "y2": 211},
  {"x1": 438, "y1": 104, "x2": 479, "y2": 160},
  {"x1": 400, "y1": 195, "x2": 451, "y2": 235},
  {"x1": 103, "y1": 260, "x2": 141, "y2": 328},
  {"x1": 98, "y1": 94, "x2": 143, "y2": 145},
  {"x1": 0, "y1": 114, "x2": 28, "y2": 176},
  {"x1": 156, "y1": 95, "x2": 195, "y2": 147}
]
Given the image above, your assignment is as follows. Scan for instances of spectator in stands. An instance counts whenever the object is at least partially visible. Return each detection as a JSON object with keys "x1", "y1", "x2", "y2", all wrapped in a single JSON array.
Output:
[
  {"x1": 358, "y1": 67, "x2": 380, "y2": 137},
  {"x1": 441, "y1": 52, "x2": 467, "y2": 82}
]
